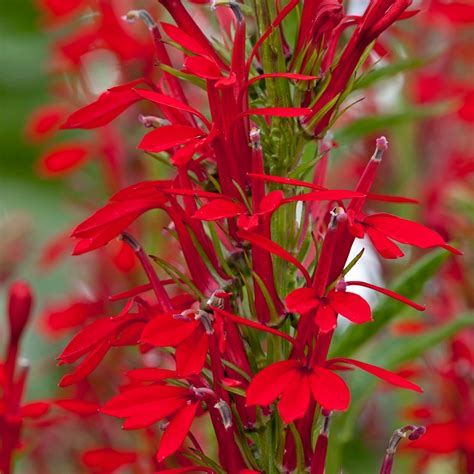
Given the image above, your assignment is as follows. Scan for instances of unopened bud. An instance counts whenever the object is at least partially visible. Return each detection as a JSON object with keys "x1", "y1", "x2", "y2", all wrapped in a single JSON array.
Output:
[{"x1": 7, "y1": 280, "x2": 33, "y2": 342}]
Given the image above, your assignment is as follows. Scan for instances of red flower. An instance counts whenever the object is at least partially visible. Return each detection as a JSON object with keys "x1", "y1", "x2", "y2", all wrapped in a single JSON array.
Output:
[
  {"x1": 81, "y1": 447, "x2": 137, "y2": 473},
  {"x1": 246, "y1": 360, "x2": 350, "y2": 423},
  {"x1": 246, "y1": 357, "x2": 421, "y2": 423},
  {"x1": 286, "y1": 287, "x2": 372, "y2": 333},
  {"x1": 141, "y1": 304, "x2": 214, "y2": 376},
  {"x1": 102, "y1": 384, "x2": 201, "y2": 461},
  {"x1": 348, "y1": 211, "x2": 461, "y2": 258},
  {"x1": 36, "y1": 142, "x2": 91, "y2": 178}
]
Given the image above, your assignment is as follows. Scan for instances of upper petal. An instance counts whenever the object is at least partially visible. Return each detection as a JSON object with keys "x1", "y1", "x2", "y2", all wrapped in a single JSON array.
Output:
[
  {"x1": 246, "y1": 360, "x2": 300, "y2": 407},
  {"x1": 309, "y1": 367, "x2": 350, "y2": 411},
  {"x1": 329, "y1": 291, "x2": 373, "y2": 324},
  {"x1": 156, "y1": 402, "x2": 199, "y2": 461}
]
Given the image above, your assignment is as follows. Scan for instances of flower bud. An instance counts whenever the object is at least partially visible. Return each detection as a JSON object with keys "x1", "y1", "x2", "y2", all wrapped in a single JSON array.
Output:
[{"x1": 7, "y1": 280, "x2": 33, "y2": 343}]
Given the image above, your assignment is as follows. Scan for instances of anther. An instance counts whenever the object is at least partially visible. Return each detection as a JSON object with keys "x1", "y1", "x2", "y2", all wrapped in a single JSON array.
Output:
[{"x1": 122, "y1": 10, "x2": 156, "y2": 30}]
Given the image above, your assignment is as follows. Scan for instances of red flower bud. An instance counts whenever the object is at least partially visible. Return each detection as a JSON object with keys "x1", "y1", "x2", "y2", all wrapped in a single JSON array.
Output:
[{"x1": 7, "y1": 281, "x2": 33, "y2": 342}]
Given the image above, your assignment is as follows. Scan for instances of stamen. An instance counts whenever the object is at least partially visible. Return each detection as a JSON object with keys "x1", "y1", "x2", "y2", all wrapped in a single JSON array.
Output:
[
  {"x1": 122, "y1": 10, "x2": 156, "y2": 30},
  {"x1": 373, "y1": 136, "x2": 388, "y2": 161},
  {"x1": 214, "y1": 399, "x2": 233, "y2": 429}
]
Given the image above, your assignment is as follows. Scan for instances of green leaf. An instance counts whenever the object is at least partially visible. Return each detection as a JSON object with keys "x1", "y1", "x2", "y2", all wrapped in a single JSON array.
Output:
[
  {"x1": 381, "y1": 314, "x2": 474, "y2": 368},
  {"x1": 330, "y1": 249, "x2": 449, "y2": 357},
  {"x1": 149, "y1": 254, "x2": 205, "y2": 301},
  {"x1": 334, "y1": 101, "x2": 457, "y2": 144},
  {"x1": 352, "y1": 58, "x2": 427, "y2": 91}
]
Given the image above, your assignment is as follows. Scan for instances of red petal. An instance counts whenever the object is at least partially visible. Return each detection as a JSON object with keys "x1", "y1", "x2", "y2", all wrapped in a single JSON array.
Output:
[
  {"x1": 184, "y1": 56, "x2": 222, "y2": 80},
  {"x1": 25, "y1": 105, "x2": 68, "y2": 142},
  {"x1": 175, "y1": 329, "x2": 208, "y2": 376},
  {"x1": 314, "y1": 303, "x2": 338, "y2": 333},
  {"x1": 328, "y1": 358, "x2": 423, "y2": 393},
  {"x1": 72, "y1": 198, "x2": 165, "y2": 242},
  {"x1": 109, "y1": 283, "x2": 153, "y2": 301},
  {"x1": 238, "y1": 231, "x2": 312, "y2": 285},
  {"x1": 366, "y1": 227, "x2": 404, "y2": 259},
  {"x1": 329, "y1": 291, "x2": 373, "y2": 324},
  {"x1": 59, "y1": 341, "x2": 110, "y2": 387},
  {"x1": 237, "y1": 214, "x2": 259, "y2": 231},
  {"x1": 283, "y1": 190, "x2": 363, "y2": 202},
  {"x1": 40, "y1": 0, "x2": 86, "y2": 18},
  {"x1": 138, "y1": 125, "x2": 205, "y2": 153},
  {"x1": 156, "y1": 402, "x2": 199, "y2": 461},
  {"x1": 160, "y1": 22, "x2": 210, "y2": 57},
  {"x1": 102, "y1": 386, "x2": 188, "y2": 417},
  {"x1": 20, "y1": 402, "x2": 50, "y2": 419},
  {"x1": 278, "y1": 371, "x2": 311, "y2": 423},
  {"x1": 193, "y1": 199, "x2": 246, "y2": 221},
  {"x1": 37, "y1": 143, "x2": 89, "y2": 177},
  {"x1": 141, "y1": 314, "x2": 199, "y2": 347},
  {"x1": 246, "y1": 361, "x2": 299, "y2": 406},
  {"x1": 345, "y1": 281, "x2": 425, "y2": 311},
  {"x1": 134, "y1": 89, "x2": 210, "y2": 126},
  {"x1": 366, "y1": 193, "x2": 418, "y2": 204},
  {"x1": 55, "y1": 399, "x2": 99, "y2": 416},
  {"x1": 61, "y1": 79, "x2": 147, "y2": 129},
  {"x1": 365, "y1": 213, "x2": 448, "y2": 249},
  {"x1": 408, "y1": 422, "x2": 459, "y2": 453},
  {"x1": 82, "y1": 448, "x2": 137, "y2": 470},
  {"x1": 257, "y1": 190, "x2": 285, "y2": 215},
  {"x1": 122, "y1": 397, "x2": 185, "y2": 430},
  {"x1": 285, "y1": 288, "x2": 319, "y2": 314},
  {"x1": 58, "y1": 318, "x2": 117, "y2": 363},
  {"x1": 310, "y1": 367, "x2": 350, "y2": 411},
  {"x1": 126, "y1": 368, "x2": 176, "y2": 381},
  {"x1": 211, "y1": 307, "x2": 296, "y2": 346}
]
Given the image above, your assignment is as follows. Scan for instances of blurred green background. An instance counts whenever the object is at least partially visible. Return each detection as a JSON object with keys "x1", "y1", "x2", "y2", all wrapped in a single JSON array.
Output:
[{"x1": 0, "y1": 1, "x2": 75, "y2": 398}]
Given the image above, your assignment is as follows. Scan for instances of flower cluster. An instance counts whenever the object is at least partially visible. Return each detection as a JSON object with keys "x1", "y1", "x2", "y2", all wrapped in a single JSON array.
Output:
[{"x1": 5, "y1": 0, "x2": 471, "y2": 473}]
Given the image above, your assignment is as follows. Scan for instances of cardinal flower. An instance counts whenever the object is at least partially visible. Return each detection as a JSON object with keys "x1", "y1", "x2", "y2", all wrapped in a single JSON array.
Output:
[
  {"x1": 286, "y1": 286, "x2": 372, "y2": 333},
  {"x1": 102, "y1": 383, "x2": 203, "y2": 461},
  {"x1": 141, "y1": 304, "x2": 217, "y2": 376},
  {"x1": 247, "y1": 358, "x2": 421, "y2": 423},
  {"x1": 348, "y1": 210, "x2": 461, "y2": 259},
  {"x1": 286, "y1": 280, "x2": 424, "y2": 332}
]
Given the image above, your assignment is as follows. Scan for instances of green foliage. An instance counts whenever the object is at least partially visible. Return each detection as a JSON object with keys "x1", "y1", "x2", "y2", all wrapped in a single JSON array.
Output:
[{"x1": 330, "y1": 249, "x2": 450, "y2": 357}]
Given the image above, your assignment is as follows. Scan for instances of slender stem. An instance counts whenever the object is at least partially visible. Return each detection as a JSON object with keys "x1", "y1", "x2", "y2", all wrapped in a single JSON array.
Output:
[{"x1": 121, "y1": 232, "x2": 174, "y2": 311}]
